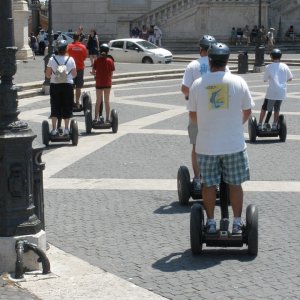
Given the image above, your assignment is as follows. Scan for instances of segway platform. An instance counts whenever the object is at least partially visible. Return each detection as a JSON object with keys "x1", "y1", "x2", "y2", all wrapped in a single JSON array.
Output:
[
  {"x1": 42, "y1": 119, "x2": 79, "y2": 146},
  {"x1": 190, "y1": 182, "x2": 258, "y2": 256},
  {"x1": 85, "y1": 109, "x2": 118, "y2": 134},
  {"x1": 248, "y1": 115, "x2": 287, "y2": 142}
]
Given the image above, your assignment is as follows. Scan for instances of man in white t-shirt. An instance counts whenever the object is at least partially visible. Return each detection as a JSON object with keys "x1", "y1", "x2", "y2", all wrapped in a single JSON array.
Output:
[
  {"x1": 258, "y1": 48, "x2": 293, "y2": 130},
  {"x1": 188, "y1": 43, "x2": 255, "y2": 234},
  {"x1": 181, "y1": 35, "x2": 216, "y2": 192}
]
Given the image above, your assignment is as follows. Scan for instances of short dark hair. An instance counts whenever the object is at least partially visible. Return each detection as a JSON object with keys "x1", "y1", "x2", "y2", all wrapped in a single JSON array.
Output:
[{"x1": 73, "y1": 33, "x2": 80, "y2": 41}]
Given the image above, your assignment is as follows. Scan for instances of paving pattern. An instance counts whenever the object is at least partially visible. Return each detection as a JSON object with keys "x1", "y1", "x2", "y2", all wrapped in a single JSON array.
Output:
[{"x1": 2, "y1": 63, "x2": 300, "y2": 299}]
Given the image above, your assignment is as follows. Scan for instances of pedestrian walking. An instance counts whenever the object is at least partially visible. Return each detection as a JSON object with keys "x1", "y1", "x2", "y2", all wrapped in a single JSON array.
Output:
[
  {"x1": 87, "y1": 29, "x2": 99, "y2": 67},
  {"x1": 29, "y1": 32, "x2": 38, "y2": 60},
  {"x1": 154, "y1": 25, "x2": 162, "y2": 47}
]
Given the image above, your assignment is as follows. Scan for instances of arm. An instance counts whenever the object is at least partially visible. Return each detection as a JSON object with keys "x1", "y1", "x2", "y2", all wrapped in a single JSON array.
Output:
[
  {"x1": 181, "y1": 84, "x2": 189, "y2": 100},
  {"x1": 242, "y1": 108, "x2": 252, "y2": 124},
  {"x1": 45, "y1": 66, "x2": 52, "y2": 79},
  {"x1": 71, "y1": 68, "x2": 77, "y2": 78},
  {"x1": 189, "y1": 111, "x2": 197, "y2": 124}
]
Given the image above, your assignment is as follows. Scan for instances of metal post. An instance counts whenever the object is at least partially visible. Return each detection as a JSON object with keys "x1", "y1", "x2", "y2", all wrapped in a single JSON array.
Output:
[
  {"x1": 0, "y1": 0, "x2": 42, "y2": 237},
  {"x1": 42, "y1": 0, "x2": 53, "y2": 94},
  {"x1": 254, "y1": 0, "x2": 265, "y2": 71}
]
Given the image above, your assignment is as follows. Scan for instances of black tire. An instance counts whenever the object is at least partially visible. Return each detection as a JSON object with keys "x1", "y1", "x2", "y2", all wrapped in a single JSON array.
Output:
[
  {"x1": 42, "y1": 120, "x2": 50, "y2": 146},
  {"x1": 246, "y1": 204, "x2": 258, "y2": 256},
  {"x1": 190, "y1": 203, "x2": 204, "y2": 255},
  {"x1": 85, "y1": 110, "x2": 93, "y2": 134},
  {"x1": 82, "y1": 92, "x2": 92, "y2": 114},
  {"x1": 177, "y1": 166, "x2": 191, "y2": 205},
  {"x1": 70, "y1": 119, "x2": 79, "y2": 146},
  {"x1": 278, "y1": 114, "x2": 287, "y2": 142},
  {"x1": 111, "y1": 109, "x2": 118, "y2": 133},
  {"x1": 142, "y1": 57, "x2": 153, "y2": 64},
  {"x1": 248, "y1": 116, "x2": 257, "y2": 143}
]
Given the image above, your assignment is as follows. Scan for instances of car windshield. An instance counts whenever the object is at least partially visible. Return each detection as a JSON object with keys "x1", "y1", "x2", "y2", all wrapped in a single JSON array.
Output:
[{"x1": 136, "y1": 41, "x2": 158, "y2": 49}]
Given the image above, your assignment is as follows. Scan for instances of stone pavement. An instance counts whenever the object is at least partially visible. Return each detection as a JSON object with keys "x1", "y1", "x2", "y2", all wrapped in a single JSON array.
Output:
[{"x1": 1, "y1": 57, "x2": 300, "y2": 299}]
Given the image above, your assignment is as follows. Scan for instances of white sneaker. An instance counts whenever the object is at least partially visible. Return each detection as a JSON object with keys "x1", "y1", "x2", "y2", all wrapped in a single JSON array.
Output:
[
  {"x1": 64, "y1": 128, "x2": 70, "y2": 136},
  {"x1": 206, "y1": 219, "x2": 217, "y2": 234},
  {"x1": 232, "y1": 220, "x2": 243, "y2": 235},
  {"x1": 272, "y1": 123, "x2": 277, "y2": 130},
  {"x1": 51, "y1": 129, "x2": 57, "y2": 136}
]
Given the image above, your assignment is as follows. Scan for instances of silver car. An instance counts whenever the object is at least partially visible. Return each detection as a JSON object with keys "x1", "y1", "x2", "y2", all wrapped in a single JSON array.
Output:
[{"x1": 108, "y1": 38, "x2": 173, "y2": 64}]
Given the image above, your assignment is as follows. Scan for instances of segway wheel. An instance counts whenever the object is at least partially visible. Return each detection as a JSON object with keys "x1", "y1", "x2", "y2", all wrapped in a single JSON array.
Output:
[
  {"x1": 278, "y1": 115, "x2": 287, "y2": 142},
  {"x1": 70, "y1": 119, "x2": 79, "y2": 146},
  {"x1": 85, "y1": 110, "x2": 93, "y2": 134},
  {"x1": 42, "y1": 120, "x2": 50, "y2": 146},
  {"x1": 248, "y1": 116, "x2": 257, "y2": 143},
  {"x1": 111, "y1": 109, "x2": 118, "y2": 133},
  {"x1": 190, "y1": 203, "x2": 204, "y2": 255},
  {"x1": 82, "y1": 91, "x2": 92, "y2": 114},
  {"x1": 177, "y1": 166, "x2": 191, "y2": 205},
  {"x1": 246, "y1": 204, "x2": 258, "y2": 256}
]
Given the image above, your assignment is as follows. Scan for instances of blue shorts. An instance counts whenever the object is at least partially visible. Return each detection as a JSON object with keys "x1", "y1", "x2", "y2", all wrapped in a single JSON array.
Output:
[{"x1": 197, "y1": 149, "x2": 250, "y2": 186}]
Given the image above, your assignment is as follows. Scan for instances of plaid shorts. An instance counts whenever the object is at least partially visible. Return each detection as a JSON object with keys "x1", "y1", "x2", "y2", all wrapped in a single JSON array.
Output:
[{"x1": 197, "y1": 149, "x2": 250, "y2": 186}]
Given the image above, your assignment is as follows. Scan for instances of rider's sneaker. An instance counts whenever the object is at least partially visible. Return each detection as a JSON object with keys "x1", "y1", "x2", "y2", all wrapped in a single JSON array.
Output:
[
  {"x1": 257, "y1": 123, "x2": 262, "y2": 130},
  {"x1": 272, "y1": 123, "x2": 277, "y2": 130},
  {"x1": 51, "y1": 129, "x2": 58, "y2": 136},
  {"x1": 232, "y1": 219, "x2": 243, "y2": 235},
  {"x1": 192, "y1": 178, "x2": 201, "y2": 192},
  {"x1": 264, "y1": 123, "x2": 271, "y2": 131},
  {"x1": 64, "y1": 128, "x2": 70, "y2": 136},
  {"x1": 206, "y1": 219, "x2": 217, "y2": 234},
  {"x1": 99, "y1": 116, "x2": 105, "y2": 124}
]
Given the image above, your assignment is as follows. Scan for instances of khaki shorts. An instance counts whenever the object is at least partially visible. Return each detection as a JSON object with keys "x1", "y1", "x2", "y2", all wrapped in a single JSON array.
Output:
[{"x1": 188, "y1": 118, "x2": 198, "y2": 145}]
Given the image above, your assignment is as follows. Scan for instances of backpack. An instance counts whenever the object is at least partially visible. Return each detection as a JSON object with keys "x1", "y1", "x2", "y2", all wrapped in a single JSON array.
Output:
[{"x1": 53, "y1": 56, "x2": 71, "y2": 83}]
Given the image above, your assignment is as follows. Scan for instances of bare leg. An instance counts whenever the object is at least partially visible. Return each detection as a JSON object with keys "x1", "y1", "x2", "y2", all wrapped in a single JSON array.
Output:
[
  {"x1": 229, "y1": 184, "x2": 243, "y2": 218},
  {"x1": 104, "y1": 88, "x2": 111, "y2": 121},
  {"x1": 75, "y1": 88, "x2": 81, "y2": 105},
  {"x1": 259, "y1": 109, "x2": 266, "y2": 123},
  {"x1": 64, "y1": 118, "x2": 70, "y2": 130},
  {"x1": 51, "y1": 117, "x2": 58, "y2": 130},
  {"x1": 202, "y1": 185, "x2": 217, "y2": 219},
  {"x1": 95, "y1": 89, "x2": 103, "y2": 119}
]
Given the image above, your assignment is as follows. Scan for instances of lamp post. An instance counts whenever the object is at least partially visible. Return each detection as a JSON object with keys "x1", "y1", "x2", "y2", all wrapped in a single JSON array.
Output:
[
  {"x1": 254, "y1": 0, "x2": 265, "y2": 72},
  {"x1": 42, "y1": 0, "x2": 53, "y2": 94}
]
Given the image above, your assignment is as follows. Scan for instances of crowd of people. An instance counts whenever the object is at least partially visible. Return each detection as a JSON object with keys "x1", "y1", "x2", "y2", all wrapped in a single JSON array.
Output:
[{"x1": 130, "y1": 24, "x2": 163, "y2": 46}]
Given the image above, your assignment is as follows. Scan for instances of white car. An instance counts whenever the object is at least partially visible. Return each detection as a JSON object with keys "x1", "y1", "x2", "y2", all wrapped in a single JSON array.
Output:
[{"x1": 108, "y1": 38, "x2": 173, "y2": 64}]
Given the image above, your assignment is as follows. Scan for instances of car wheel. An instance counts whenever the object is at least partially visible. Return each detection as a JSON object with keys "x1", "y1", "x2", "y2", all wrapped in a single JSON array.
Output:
[{"x1": 142, "y1": 57, "x2": 153, "y2": 64}]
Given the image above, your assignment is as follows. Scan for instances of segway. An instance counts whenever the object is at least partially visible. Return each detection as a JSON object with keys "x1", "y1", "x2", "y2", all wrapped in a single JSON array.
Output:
[
  {"x1": 85, "y1": 102, "x2": 118, "y2": 134},
  {"x1": 72, "y1": 91, "x2": 93, "y2": 115},
  {"x1": 177, "y1": 166, "x2": 219, "y2": 206},
  {"x1": 42, "y1": 119, "x2": 79, "y2": 146},
  {"x1": 190, "y1": 180, "x2": 258, "y2": 256},
  {"x1": 248, "y1": 114, "x2": 287, "y2": 143}
]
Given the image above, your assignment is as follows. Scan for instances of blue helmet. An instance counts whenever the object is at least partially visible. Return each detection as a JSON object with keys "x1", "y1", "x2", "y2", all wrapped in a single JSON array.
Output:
[
  {"x1": 199, "y1": 35, "x2": 216, "y2": 50},
  {"x1": 57, "y1": 40, "x2": 68, "y2": 51}
]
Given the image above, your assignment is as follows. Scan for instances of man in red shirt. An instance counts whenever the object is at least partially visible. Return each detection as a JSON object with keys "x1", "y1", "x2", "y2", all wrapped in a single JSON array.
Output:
[{"x1": 67, "y1": 33, "x2": 88, "y2": 108}]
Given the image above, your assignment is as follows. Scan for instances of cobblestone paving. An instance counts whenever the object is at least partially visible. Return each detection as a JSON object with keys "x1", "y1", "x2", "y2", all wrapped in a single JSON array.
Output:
[{"x1": 2, "y1": 64, "x2": 300, "y2": 299}]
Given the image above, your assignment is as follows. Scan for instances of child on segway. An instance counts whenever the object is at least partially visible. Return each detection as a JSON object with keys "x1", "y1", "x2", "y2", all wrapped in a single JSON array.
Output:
[{"x1": 90, "y1": 43, "x2": 115, "y2": 124}]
